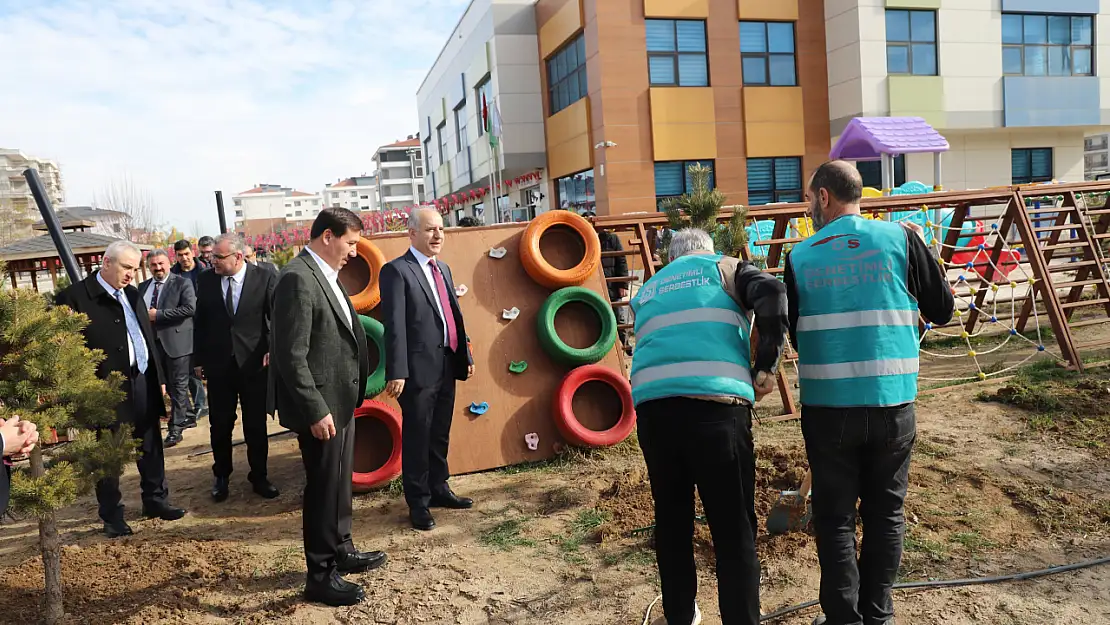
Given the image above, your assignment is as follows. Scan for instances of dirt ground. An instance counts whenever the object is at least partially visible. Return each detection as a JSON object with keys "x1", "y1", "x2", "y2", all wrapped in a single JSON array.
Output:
[{"x1": 2, "y1": 323, "x2": 1110, "y2": 623}]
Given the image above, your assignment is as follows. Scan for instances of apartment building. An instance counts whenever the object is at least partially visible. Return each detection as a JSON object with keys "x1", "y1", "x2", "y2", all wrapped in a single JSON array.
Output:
[
  {"x1": 232, "y1": 184, "x2": 324, "y2": 237},
  {"x1": 416, "y1": 0, "x2": 550, "y2": 225},
  {"x1": 828, "y1": 0, "x2": 1110, "y2": 190},
  {"x1": 325, "y1": 176, "x2": 379, "y2": 213},
  {"x1": 372, "y1": 137, "x2": 428, "y2": 213},
  {"x1": 0, "y1": 148, "x2": 65, "y2": 244}
]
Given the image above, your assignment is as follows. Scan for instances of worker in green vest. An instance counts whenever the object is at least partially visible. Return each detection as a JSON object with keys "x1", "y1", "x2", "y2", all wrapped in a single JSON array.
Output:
[
  {"x1": 784, "y1": 161, "x2": 954, "y2": 625},
  {"x1": 631, "y1": 227, "x2": 787, "y2": 625}
]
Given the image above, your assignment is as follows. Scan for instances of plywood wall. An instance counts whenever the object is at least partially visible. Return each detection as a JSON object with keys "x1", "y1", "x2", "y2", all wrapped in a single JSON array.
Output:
[{"x1": 344, "y1": 223, "x2": 627, "y2": 475}]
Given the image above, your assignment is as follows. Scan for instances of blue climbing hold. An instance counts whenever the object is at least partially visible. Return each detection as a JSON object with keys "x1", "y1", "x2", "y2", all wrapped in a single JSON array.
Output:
[
  {"x1": 991, "y1": 223, "x2": 999, "y2": 230},
  {"x1": 1037, "y1": 345, "x2": 1046, "y2": 352},
  {"x1": 990, "y1": 316, "x2": 998, "y2": 323},
  {"x1": 966, "y1": 262, "x2": 974, "y2": 270},
  {"x1": 1010, "y1": 328, "x2": 1017, "y2": 335},
  {"x1": 925, "y1": 322, "x2": 933, "y2": 330},
  {"x1": 978, "y1": 243, "x2": 986, "y2": 251},
  {"x1": 958, "y1": 275, "x2": 966, "y2": 282},
  {"x1": 468, "y1": 401, "x2": 490, "y2": 415},
  {"x1": 969, "y1": 302, "x2": 977, "y2": 310}
]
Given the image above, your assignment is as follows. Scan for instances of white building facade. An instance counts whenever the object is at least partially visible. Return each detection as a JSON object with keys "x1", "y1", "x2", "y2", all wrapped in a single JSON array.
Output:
[
  {"x1": 372, "y1": 137, "x2": 426, "y2": 213},
  {"x1": 325, "y1": 176, "x2": 379, "y2": 213},
  {"x1": 0, "y1": 148, "x2": 65, "y2": 244},
  {"x1": 826, "y1": 0, "x2": 1110, "y2": 190},
  {"x1": 416, "y1": 0, "x2": 550, "y2": 225},
  {"x1": 233, "y1": 184, "x2": 323, "y2": 236}
]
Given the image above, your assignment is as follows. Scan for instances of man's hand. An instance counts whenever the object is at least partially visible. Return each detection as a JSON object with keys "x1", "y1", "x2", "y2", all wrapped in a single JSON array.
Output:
[
  {"x1": 148, "y1": 308, "x2": 158, "y2": 323},
  {"x1": 263, "y1": 353, "x2": 270, "y2": 368},
  {"x1": 617, "y1": 287, "x2": 629, "y2": 299},
  {"x1": 161, "y1": 384, "x2": 167, "y2": 397},
  {"x1": 385, "y1": 379, "x2": 405, "y2": 398},
  {"x1": 904, "y1": 221, "x2": 927, "y2": 243},
  {"x1": 311, "y1": 414, "x2": 337, "y2": 441},
  {"x1": 1, "y1": 416, "x2": 38, "y2": 456},
  {"x1": 467, "y1": 364, "x2": 475, "y2": 379},
  {"x1": 753, "y1": 370, "x2": 776, "y2": 402},
  {"x1": 194, "y1": 366, "x2": 203, "y2": 377}
]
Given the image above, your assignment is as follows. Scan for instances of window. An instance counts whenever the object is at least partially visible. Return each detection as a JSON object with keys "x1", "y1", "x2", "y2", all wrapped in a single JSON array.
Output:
[
  {"x1": 547, "y1": 34, "x2": 588, "y2": 115},
  {"x1": 455, "y1": 208, "x2": 465, "y2": 224},
  {"x1": 350, "y1": 202, "x2": 360, "y2": 209},
  {"x1": 475, "y1": 78, "x2": 493, "y2": 135},
  {"x1": 424, "y1": 137, "x2": 433, "y2": 169},
  {"x1": 646, "y1": 19, "x2": 709, "y2": 87},
  {"x1": 857, "y1": 156, "x2": 907, "y2": 189},
  {"x1": 654, "y1": 160, "x2": 716, "y2": 202},
  {"x1": 454, "y1": 103, "x2": 468, "y2": 151},
  {"x1": 437, "y1": 123, "x2": 447, "y2": 164},
  {"x1": 294, "y1": 200, "x2": 302, "y2": 207},
  {"x1": 739, "y1": 22, "x2": 796, "y2": 86},
  {"x1": 1012, "y1": 148, "x2": 1053, "y2": 184},
  {"x1": 885, "y1": 10, "x2": 937, "y2": 75},
  {"x1": 312, "y1": 199, "x2": 319, "y2": 205},
  {"x1": 1086, "y1": 135, "x2": 1108, "y2": 151},
  {"x1": 746, "y1": 157, "x2": 803, "y2": 205},
  {"x1": 295, "y1": 210, "x2": 302, "y2": 217},
  {"x1": 360, "y1": 195, "x2": 369, "y2": 200},
  {"x1": 555, "y1": 169, "x2": 596, "y2": 214},
  {"x1": 1002, "y1": 13, "x2": 1093, "y2": 76}
]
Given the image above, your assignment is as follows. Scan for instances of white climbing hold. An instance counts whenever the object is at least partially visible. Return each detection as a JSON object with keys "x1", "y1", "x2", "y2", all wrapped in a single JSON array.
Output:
[
  {"x1": 489, "y1": 247, "x2": 507, "y2": 259},
  {"x1": 455, "y1": 284, "x2": 468, "y2": 297},
  {"x1": 524, "y1": 433, "x2": 539, "y2": 450},
  {"x1": 502, "y1": 307, "x2": 520, "y2": 320}
]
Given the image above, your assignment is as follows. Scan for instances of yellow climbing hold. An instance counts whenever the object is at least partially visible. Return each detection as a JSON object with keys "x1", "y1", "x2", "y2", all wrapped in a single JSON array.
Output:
[
  {"x1": 961, "y1": 331, "x2": 969, "y2": 339},
  {"x1": 1009, "y1": 281, "x2": 1018, "y2": 288},
  {"x1": 968, "y1": 350, "x2": 977, "y2": 358},
  {"x1": 969, "y1": 287, "x2": 978, "y2": 296},
  {"x1": 978, "y1": 371, "x2": 987, "y2": 380},
  {"x1": 991, "y1": 284, "x2": 999, "y2": 292}
]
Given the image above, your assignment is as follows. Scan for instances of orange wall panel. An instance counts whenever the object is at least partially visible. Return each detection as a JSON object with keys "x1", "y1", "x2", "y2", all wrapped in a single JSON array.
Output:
[
  {"x1": 743, "y1": 87, "x2": 806, "y2": 156},
  {"x1": 546, "y1": 97, "x2": 593, "y2": 179},
  {"x1": 539, "y1": 0, "x2": 584, "y2": 59},
  {"x1": 644, "y1": 0, "x2": 709, "y2": 18},
  {"x1": 738, "y1": 0, "x2": 798, "y2": 20}
]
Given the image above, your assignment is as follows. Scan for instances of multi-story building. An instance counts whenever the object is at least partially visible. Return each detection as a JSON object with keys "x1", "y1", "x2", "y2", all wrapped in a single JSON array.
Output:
[
  {"x1": 827, "y1": 1, "x2": 1110, "y2": 190},
  {"x1": 0, "y1": 148, "x2": 65, "y2": 244},
  {"x1": 416, "y1": 0, "x2": 550, "y2": 225},
  {"x1": 325, "y1": 176, "x2": 379, "y2": 213},
  {"x1": 232, "y1": 184, "x2": 324, "y2": 237},
  {"x1": 372, "y1": 137, "x2": 428, "y2": 213},
  {"x1": 31, "y1": 206, "x2": 132, "y2": 239},
  {"x1": 1085, "y1": 133, "x2": 1110, "y2": 179}
]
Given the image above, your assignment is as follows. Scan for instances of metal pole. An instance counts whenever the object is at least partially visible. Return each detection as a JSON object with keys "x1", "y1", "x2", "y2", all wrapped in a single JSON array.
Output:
[
  {"x1": 881, "y1": 154, "x2": 893, "y2": 196},
  {"x1": 215, "y1": 191, "x2": 228, "y2": 234},
  {"x1": 24, "y1": 168, "x2": 83, "y2": 283}
]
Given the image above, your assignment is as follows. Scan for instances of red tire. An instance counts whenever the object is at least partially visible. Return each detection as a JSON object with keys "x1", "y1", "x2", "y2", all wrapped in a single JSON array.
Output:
[
  {"x1": 553, "y1": 365, "x2": 636, "y2": 448},
  {"x1": 351, "y1": 400, "x2": 403, "y2": 492}
]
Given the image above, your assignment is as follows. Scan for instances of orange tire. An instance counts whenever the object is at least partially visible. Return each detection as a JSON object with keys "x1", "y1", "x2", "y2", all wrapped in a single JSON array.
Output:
[
  {"x1": 519, "y1": 210, "x2": 601, "y2": 289},
  {"x1": 347, "y1": 237, "x2": 387, "y2": 313}
]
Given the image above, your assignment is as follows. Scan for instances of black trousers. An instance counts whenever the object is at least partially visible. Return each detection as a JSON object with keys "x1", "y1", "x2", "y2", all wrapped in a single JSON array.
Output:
[
  {"x1": 801, "y1": 403, "x2": 916, "y2": 625},
  {"x1": 207, "y1": 359, "x2": 269, "y2": 483},
  {"x1": 298, "y1": 421, "x2": 355, "y2": 585},
  {"x1": 96, "y1": 369, "x2": 169, "y2": 524},
  {"x1": 157, "y1": 343, "x2": 194, "y2": 434},
  {"x1": 637, "y1": 397, "x2": 761, "y2": 625},
  {"x1": 399, "y1": 350, "x2": 457, "y2": 509}
]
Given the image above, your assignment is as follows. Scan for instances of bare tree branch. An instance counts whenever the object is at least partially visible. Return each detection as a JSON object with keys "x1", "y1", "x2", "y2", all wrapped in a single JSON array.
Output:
[{"x1": 91, "y1": 174, "x2": 162, "y2": 240}]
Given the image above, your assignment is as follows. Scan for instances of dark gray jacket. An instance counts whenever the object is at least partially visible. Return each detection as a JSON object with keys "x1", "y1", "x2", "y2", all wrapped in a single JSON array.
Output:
[
  {"x1": 138, "y1": 272, "x2": 196, "y2": 359},
  {"x1": 269, "y1": 250, "x2": 369, "y2": 434}
]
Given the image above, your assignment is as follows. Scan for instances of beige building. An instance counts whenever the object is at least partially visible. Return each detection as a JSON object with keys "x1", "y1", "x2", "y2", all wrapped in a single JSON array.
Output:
[
  {"x1": 232, "y1": 184, "x2": 324, "y2": 237},
  {"x1": 0, "y1": 148, "x2": 65, "y2": 245},
  {"x1": 372, "y1": 137, "x2": 426, "y2": 212}
]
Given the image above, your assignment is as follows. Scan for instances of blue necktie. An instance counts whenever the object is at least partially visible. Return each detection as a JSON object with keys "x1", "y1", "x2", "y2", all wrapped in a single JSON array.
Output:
[{"x1": 115, "y1": 289, "x2": 149, "y2": 374}]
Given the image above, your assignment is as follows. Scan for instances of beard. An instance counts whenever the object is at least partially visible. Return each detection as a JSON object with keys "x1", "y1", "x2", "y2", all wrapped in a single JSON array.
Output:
[{"x1": 809, "y1": 198, "x2": 828, "y2": 231}]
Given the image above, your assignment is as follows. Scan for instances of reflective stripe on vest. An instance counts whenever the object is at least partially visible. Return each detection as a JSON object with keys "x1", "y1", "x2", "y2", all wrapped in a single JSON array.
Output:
[
  {"x1": 796, "y1": 357, "x2": 919, "y2": 380},
  {"x1": 636, "y1": 307, "x2": 749, "y2": 341},
  {"x1": 796, "y1": 309, "x2": 918, "y2": 332},
  {"x1": 630, "y1": 360, "x2": 754, "y2": 388}
]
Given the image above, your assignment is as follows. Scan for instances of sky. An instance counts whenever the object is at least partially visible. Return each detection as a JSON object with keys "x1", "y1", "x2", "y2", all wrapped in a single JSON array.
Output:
[{"x1": 0, "y1": 0, "x2": 469, "y2": 236}]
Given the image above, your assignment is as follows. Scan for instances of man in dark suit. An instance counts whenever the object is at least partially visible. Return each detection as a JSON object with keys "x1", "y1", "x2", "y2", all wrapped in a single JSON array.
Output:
[
  {"x1": 1, "y1": 416, "x2": 39, "y2": 516},
  {"x1": 171, "y1": 239, "x2": 209, "y2": 420},
  {"x1": 244, "y1": 245, "x2": 278, "y2": 275},
  {"x1": 272, "y1": 207, "x2": 387, "y2": 607},
  {"x1": 381, "y1": 206, "x2": 475, "y2": 532},
  {"x1": 139, "y1": 249, "x2": 197, "y2": 448},
  {"x1": 56, "y1": 240, "x2": 187, "y2": 537},
  {"x1": 193, "y1": 233, "x2": 279, "y2": 502}
]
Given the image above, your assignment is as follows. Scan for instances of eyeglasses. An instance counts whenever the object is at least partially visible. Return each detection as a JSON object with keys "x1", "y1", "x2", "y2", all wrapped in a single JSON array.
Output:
[{"x1": 213, "y1": 252, "x2": 238, "y2": 260}]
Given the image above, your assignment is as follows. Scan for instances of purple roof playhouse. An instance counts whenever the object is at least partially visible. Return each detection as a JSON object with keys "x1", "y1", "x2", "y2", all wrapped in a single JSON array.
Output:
[{"x1": 830, "y1": 116, "x2": 950, "y2": 193}]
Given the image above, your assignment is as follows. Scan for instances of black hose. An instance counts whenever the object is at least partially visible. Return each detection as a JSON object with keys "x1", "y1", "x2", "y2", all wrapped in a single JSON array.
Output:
[{"x1": 759, "y1": 555, "x2": 1110, "y2": 622}]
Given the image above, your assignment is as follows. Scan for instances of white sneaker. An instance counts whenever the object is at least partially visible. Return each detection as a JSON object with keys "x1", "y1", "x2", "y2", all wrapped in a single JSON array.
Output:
[{"x1": 650, "y1": 603, "x2": 701, "y2": 625}]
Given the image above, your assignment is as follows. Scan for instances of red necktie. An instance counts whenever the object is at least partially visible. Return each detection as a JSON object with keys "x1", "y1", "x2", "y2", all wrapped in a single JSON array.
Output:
[{"x1": 428, "y1": 260, "x2": 458, "y2": 352}]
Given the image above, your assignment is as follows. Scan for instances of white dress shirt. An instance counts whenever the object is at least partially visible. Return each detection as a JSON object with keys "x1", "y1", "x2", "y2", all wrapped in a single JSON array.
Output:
[
  {"x1": 408, "y1": 246, "x2": 449, "y2": 344},
  {"x1": 97, "y1": 271, "x2": 135, "y2": 366},
  {"x1": 306, "y1": 247, "x2": 353, "y2": 328},
  {"x1": 143, "y1": 275, "x2": 168, "y2": 309},
  {"x1": 220, "y1": 262, "x2": 248, "y2": 315}
]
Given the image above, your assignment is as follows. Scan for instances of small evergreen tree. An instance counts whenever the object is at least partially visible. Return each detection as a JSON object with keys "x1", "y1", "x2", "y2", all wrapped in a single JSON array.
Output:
[
  {"x1": 656, "y1": 163, "x2": 749, "y2": 265},
  {"x1": 269, "y1": 245, "x2": 296, "y2": 269},
  {"x1": 0, "y1": 286, "x2": 137, "y2": 624}
]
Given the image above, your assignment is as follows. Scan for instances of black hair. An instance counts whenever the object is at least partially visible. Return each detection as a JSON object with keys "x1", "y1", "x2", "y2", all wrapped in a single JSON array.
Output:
[
  {"x1": 457, "y1": 216, "x2": 482, "y2": 227},
  {"x1": 311, "y1": 206, "x2": 363, "y2": 240},
  {"x1": 809, "y1": 160, "x2": 863, "y2": 204},
  {"x1": 197, "y1": 236, "x2": 216, "y2": 247},
  {"x1": 173, "y1": 239, "x2": 192, "y2": 253}
]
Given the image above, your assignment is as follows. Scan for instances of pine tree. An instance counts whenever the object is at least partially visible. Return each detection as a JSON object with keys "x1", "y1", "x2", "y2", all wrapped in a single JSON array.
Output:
[
  {"x1": 0, "y1": 285, "x2": 138, "y2": 624},
  {"x1": 656, "y1": 163, "x2": 749, "y2": 265}
]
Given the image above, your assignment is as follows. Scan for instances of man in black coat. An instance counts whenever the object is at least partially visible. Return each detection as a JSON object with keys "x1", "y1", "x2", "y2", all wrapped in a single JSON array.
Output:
[
  {"x1": 193, "y1": 233, "x2": 279, "y2": 502},
  {"x1": 272, "y1": 207, "x2": 386, "y2": 607},
  {"x1": 1, "y1": 416, "x2": 39, "y2": 517},
  {"x1": 244, "y1": 245, "x2": 278, "y2": 275},
  {"x1": 171, "y1": 239, "x2": 209, "y2": 419},
  {"x1": 55, "y1": 240, "x2": 187, "y2": 537},
  {"x1": 139, "y1": 249, "x2": 197, "y2": 447},
  {"x1": 381, "y1": 206, "x2": 474, "y2": 532}
]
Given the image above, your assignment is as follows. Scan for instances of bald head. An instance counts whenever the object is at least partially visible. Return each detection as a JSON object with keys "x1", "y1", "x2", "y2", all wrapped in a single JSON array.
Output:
[{"x1": 806, "y1": 160, "x2": 863, "y2": 231}]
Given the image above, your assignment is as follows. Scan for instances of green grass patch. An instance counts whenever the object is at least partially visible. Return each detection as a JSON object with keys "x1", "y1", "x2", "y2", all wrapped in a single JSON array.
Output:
[
  {"x1": 903, "y1": 532, "x2": 950, "y2": 562},
  {"x1": 948, "y1": 531, "x2": 996, "y2": 553},
  {"x1": 478, "y1": 517, "x2": 535, "y2": 551}
]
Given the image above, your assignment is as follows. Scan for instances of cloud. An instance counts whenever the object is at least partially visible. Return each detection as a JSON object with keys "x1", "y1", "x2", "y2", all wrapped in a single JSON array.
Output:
[{"x1": 0, "y1": 0, "x2": 469, "y2": 234}]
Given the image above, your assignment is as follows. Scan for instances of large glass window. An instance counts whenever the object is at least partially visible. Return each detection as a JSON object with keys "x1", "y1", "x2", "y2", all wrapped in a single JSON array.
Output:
[
  {"x1": 547, "y1": 34, "x2": 588, "y2": 115},
  {"x1": 646, "y1": 19, "x2": 709, "y2": 87},
  {"x1": 454, "y1": 103, "x2": 467, "y2": 152},
  {"x1": 1002, "y1": 13, "x2": 1093, "y2": 76},
  {"x1": 555, "y1": 169, "x2": 596, "y2": 214},
  {"x1": 746, "y1": 157, "x2": 802, "y2": 206},
  {"x1": 1012, "y1": 148, "x2": 1054, "y2": 184},
  {"x1": 654, "y1": 160, "x2": 716, "y2": 204},
  {"x1": 424, "y1": 137, "x2": 432, "y2": 170},
  {"x1": 739, "y1": 22, "x2": 797, "y2": 86},
  {"x1": 857, "y1": 156, "x2": 907, "y2": 189},
  {"x1": 885, "y1": 10, "x2": 937, "y2": 75}
]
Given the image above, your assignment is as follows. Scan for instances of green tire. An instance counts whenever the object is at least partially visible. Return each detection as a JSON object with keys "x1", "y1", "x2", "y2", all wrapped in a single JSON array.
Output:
[
  {"x1": 536, "y1": 286, "x2": 618, "y2": 366},
  {"x1": 359, "y1": 315, "x2": 388, "y2": 398}
]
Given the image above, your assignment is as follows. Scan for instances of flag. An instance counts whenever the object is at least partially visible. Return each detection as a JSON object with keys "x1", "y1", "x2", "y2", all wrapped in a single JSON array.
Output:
[{"x1": 482, "y1": 92, "x2": 501, "y2": 148}]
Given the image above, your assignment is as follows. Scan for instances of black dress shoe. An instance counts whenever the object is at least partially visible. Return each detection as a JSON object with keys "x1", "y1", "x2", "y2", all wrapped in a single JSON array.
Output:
[
  {"x1": 163, "y1": 432, "x2": 182, "y2": 448},
  {"x1": 410, "y1": 507, "x2": 436, "y2": 531},
  {"x1": 196, "y1": 407, "x2": 210, "y2": 418},
  {"x1": 142, "y1": 503, "x2": 186, "y2": 521},
  {"x1": 251, "y1": 480, "x2": 280, "y2": 499},
  {"x1": 337, "y1": 550, "x2": 388, "y2": 574},
  {"x1": 430, "y1": 489, "x2": 473, "y2": 509},
  {"x1": 212, "y1": 476, "x2": 229, "y2": 502},
  {"x1": 104, "y1": 519, "x2": 134, "y2": 538},
  {"x1": 305, "y1": 572, "x2": 365, "y2": 607},
  {"x1": 181, "y1": 418, "x2": 198, "y2": 430}
]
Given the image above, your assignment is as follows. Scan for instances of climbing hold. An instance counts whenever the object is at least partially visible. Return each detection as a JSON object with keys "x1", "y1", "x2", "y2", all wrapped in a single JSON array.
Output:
[
  {"x1": 1037, "y1": 345, "x2": 1046, "y2": 352},
  {"x1": 489, "y1": 247, "x2": 508, "y2": 259},
  {"x1": 925, "y1": 322, "x2": 933, "y2": 330},
  {"x1": 960, "y1": 331, "x2": 969, "y2": 339},
  {"x1": 455, "y1": 284, "x2": 468, "y2": 297},
  {"x1": 968, "y1": 350, "x2": 977, "y2": 358},
  {"x1": 468, "y1": 401, "x2": 490, "y2": 415},
  {"x1": 991, "y1": 316, "x2": 998, "y2": 323},
  {"x1": 969, "y1": 302, "x2": 977, "y2": 310},
  {"x1": 969, "y1": 287, "x2": 978, "y2": 296},
  {"x1": 1028, "y1": 277, "x2": 1037, "y2": 285},
  {"x1": 926, "y1": 220, "x2": 934, "y2": 227},
  {"x1": 1009, "y1": 281, "x2": 1018, "y2": 289},
  {"x1": 956, "y1": 309, "x2": 964, "y2": 317},
  {"x1": 966, "y1": 262, "x2": 974, "y2": 270},
  {"x1": 508, "y1": 360, "x2": 528, "y2": 374},
  {"x1": 991, "y1": 223, "x2": 999, "y2": 230},
  {"x1": 978, "y1": 243, "x2": 986, "y2": 251},
  {"x1": 1010, "y1": 328, "x2": 1018, "y2": 335},
  {"x1": 524, "y1": 432, "x2": 540, "y2": 451},
  {"x1": 991, "y1": 284, "x2": 999, "y2": 292},
  {"x1": 978, "y1": 372, "x2": 987, "y2": 380},
  {"x1": 502, "y1": 307, "x2": 521, "y2": 320},
  {"x1": 958, "y1": 274, "x2": 966, "y2": 282}
]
